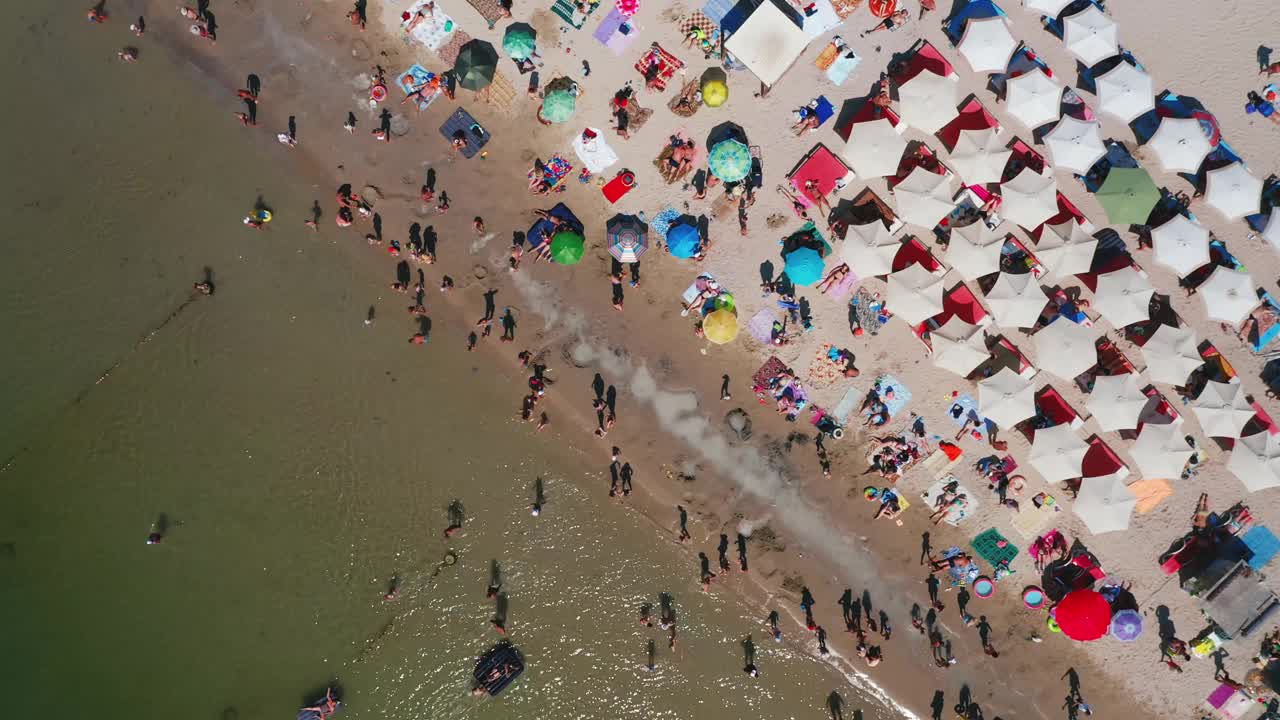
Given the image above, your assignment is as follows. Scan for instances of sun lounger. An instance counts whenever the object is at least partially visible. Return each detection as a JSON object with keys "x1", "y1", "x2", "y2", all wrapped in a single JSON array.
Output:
[
  {"x1": 552, "y1": 0, "x2": 600, "y2": 28},
  {"x1": 635, "y1": 43, "x2": 684, "y2": 92},
  {"x1": 439, "y1": 108, "x2": 490, "y2": 159}
]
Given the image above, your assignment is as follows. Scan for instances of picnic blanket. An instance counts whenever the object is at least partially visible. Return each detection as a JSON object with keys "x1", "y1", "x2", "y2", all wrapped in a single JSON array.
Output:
[
  {"x1": 531, "y1": 155, "x2": 573, "y2": 190},
  {"x1": 922, "y1": 476, "x2": 979, "y2": 526},
  {"x1": 553, "y1": 0, "x2": 600, "y2": 28},
  {"x1": 945, "y1": 393, "x2": 988, "y2": 440},
  {"x1": 593, "y1": 7, "x2": 641, "y2": 54},
  {"x1": 397, "y1": 64, "x2": 443, "y2": 111},
  {"x1": 636, "y1": 43, "x2": 685, "y2": 92},
  {"x1": 439, "y1": 108, "x2": 490, "y2": 158},
  {"x1": 827, "y1": 52, "x2": 861, "y2": 86},
  {"x1": 873, "y1": 374, "x2": 912, "y2": 419},
  {"x1": 971, "y1": 528, "x2": 1018, "y2": 568},
  {"x1": 748, "y1": 308, "x2": 776, "y2": 344},
  {"x1": 572, "y1": 131, "x2": 618, "y2": 174},
  {"x1": 752, "y1": 355, "x2": 791, "y2": 389},
  {"x1": 402, "y1": 0, "x2": 456, "y2": 50}
]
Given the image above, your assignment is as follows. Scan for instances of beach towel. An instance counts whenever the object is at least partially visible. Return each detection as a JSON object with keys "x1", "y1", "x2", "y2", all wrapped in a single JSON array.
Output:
[
  {"x1": 1243, "y1": 526, "x2": 1280, "y2": 571},
  {"x1": 922, "y1": 448, "x2": 962, "y2": 480},
  {"x1": 814, "y1": 42, "x2": 840, "y2": 71},
  {"x1": 397, "y1": 64, "x2": 443, "y2": 111},
  {"x1": 971, "y1": 528, "x2": 1019, "y2": 568},
  {"x1": 527, "y1": 202, "x2": 581, "y2": 248},
  {"x1": 681, "y1": 273, "x2": 717, "y2": 307},
  {"x1": 635, "y1": 43, "x2": 685, "y2": 92},
  {"x1": 873, "y1": 374, "x2": 912, "y2": 419},
  {"x1": 828, "y1": 0, "x2": 862, "y2": 19},
  {"x1": 462, "y1": 0, "x2": 505, "y2": 27},
  {"x1": 601, "y1": 171, "x2": 635, "y2": 203},
  {"x1": 748, "y1": 308, "x2": 777, "y2": 344},
  {"x1": 944, "y1": 393, "x2": 987, "y2": 440},
  {"x1": 1009, "y1": 501, "x2": 1054, "y2": 540},
  {"x1": 403, "y1": 0, "x2": 456, "y2": 50},
  {"x1": 531, "y1": 155, "x2": 573, "y2": 190},
  {"x1": 677, "y1": 12, "x2": 720, "y2": 56},
  {"x1": 553, "y1": 0, "x2": 600, "y2": 28},
  {"x1": 437, "y1": 29, "x2": 473, "y2": 66},
  {"x1": 922, "y1": 476, "x2": 979, "y2": 526},
  {"x1": 850, "y1": 287, "x2": 886, "y2": 335},
  {"x1": 573, "y1": 130, "x2": 618, "y2": 174},
  {"x1": 669, "y1": 80, "x2": 703, "y2": 118},
  {"x1": 826, "y1": 52, "x2": 861, "y2": 86},
  {"x1": 593, "y1": 7, "x2": 641, "y2": 55},
  {"x1": 648, "y1": 206, "x2": 680, "y2": 241},
  {"x1": 439, "y1": 108, "x2": 490, "y2": 158},
  {"x1": 701, "y1": 0, "x2": 734, "y2": 24},
  {"x1": 753, "y1": 355, "x2": 791, "y2": 389},
  {"x1": 832, "y1": 385, "x2": 861, "y2": 425},
  {"x1": 827, "y1": 271, "x2": 858, "y2": 300}
]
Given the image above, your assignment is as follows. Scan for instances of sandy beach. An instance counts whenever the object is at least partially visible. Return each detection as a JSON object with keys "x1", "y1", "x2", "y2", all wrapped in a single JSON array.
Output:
[{"x1": 50, "y1": 0, "x2": 1280, "y2": 718}]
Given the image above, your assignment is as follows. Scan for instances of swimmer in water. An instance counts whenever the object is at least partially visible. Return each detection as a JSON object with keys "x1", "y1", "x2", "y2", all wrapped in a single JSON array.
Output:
[
  {"x1": 383, "y1": 576, "x2": 400, "y2": 601},
  {"x1": 117, "y1": 47, "x2": 138, "y2": 63}
]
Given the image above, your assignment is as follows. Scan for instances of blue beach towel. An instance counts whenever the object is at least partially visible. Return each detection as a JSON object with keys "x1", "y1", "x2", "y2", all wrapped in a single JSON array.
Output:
[
  {"x1": 826, "y1": 53, "x2": 860, "y2": 86},
  {"x1": 1244, "y1": 526, "x2": 1280, "y2": 571},
  {"x1": 650, "y1": 206, "x2": 681, "y2": 240},
  {"x1": 874, "y1": 374, "x2": 912, "y2": 419},
  {"x1": 399, "y1": 64, "x2": 441, "y2": 111},
  {"x1": 946, "y1": 393, "x2": 988, "y2": 439},
  {"x1": 439, "y1": 108, "x2": 491, "y2": 159}
]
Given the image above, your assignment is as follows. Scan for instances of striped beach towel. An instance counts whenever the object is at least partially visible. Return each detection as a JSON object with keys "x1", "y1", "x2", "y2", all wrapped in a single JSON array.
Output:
[{"x1": 553, "y1": 0, "x2": 600, "y2": 28}]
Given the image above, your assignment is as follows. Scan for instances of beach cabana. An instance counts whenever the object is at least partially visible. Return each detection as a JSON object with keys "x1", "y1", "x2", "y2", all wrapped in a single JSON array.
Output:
[
  {"x1": 1139, "y1": 324, "x2": 1202, "y2": 385},
  {"x1": 1205, "y1": 162, "x2": 1263, "y2": 220},
  {"x1": 1062, "y1": 5, "x2": 1118, "y2": 67},
  {"x1": 1151, "y1": 215, "x2": 1210, "y2": 278},
  {"x1": 946, "y1": 222, "x2": 1005, "y2": 280},
  {"x1": 1192, "y1": 380, "x2": 1256, "y2": 438},
  {"x1": 1006, "y1": 68, "x2": 1063, "y2": 129},
  {"x1": 892, "y1": 167, "x2": 956, "y2": 229},
  {"x1": 1030, "y1": 423, "x2": 1088, "y2": 483},
  {"x1": 723, "y1": 1, "x2": 811, "y2": 87},
  {"x1": 898, "y1": 70, "x2": 959, "y2": 133},
  {"x1": 1092, "y1": 267, "x2": 1153, "y2": 328},
  {"x1": 887, "y1": 262, "x2": 947, "y2": 325},
  {"x1": 1035, "y1": 219, "x2": 1097, "y2": 280},
  {"x1": 1129, "y1": 422, "x2": 1194, "y2": 479},
  {"x1": 1095, "y1": 168, "x2": 1159, "y2": 225},
  {"x1": 947, "y1": 127, "x2": 1011, "y2": 185},
  {"x1": 984, "y1": 271, "x2": 1050, "y2": 328},
  {"x1": 841, "y1": 221, "x2": 901, "y2": 277},
  {"x1": 1044, "y1": 117, "x2": 1105, "y2": 174},
  {"x1": 1094, "y1": 62, "x2": 1154, "y2": 122},
  {"x1": 929, "y1": 317, "x2": 990, "y2": 377},
  {"x1": 1034, "y1": 319, "x2": 1099, "y2": 381},
  {"x1": 979, "y1": 366, "x2": 1037, "y2": 429},
  {"x1": 1001, "y1": 168, "x2": 1059, "y2": 230},
  {"x1": 1072, "y1": 474, "x2": 1137, "y2": 535},
  {"x1": 841, "y1": 118, "x2": 908, "y2": 179},
  {"x1": 1085, "y1": 373, "x2": 1146, "y2": 432},
  {"x1": 1199, "y1": 266, "x2": 1258, "y2": 327},
  {"x1": 1227, "y1": 432, "x2": 1280, "y2": 493},
  {"x1": 957, "y1": 16, "x2": 1018, "y2": 74},
  {"x1": 1147, "y1": 117, "x2": 1213, "y2": 173}
]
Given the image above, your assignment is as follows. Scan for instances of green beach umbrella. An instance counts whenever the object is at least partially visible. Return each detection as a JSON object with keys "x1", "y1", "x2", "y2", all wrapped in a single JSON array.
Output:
[
  {"x1": 1096, "y1": 167, "x2": 1160, "y2": 225},
  {"x1": 708, "y1": 139, "x2": 751, "y2": 183},
  {"x1": 550, "y1": 228, "x2": 585, "y2": 264},
  {"x1": 540, "y1": 89, "x2": 577, "y2": 124},
  {"x1": 503, "y1": 22, "x2": 537, "y2": 61},
  {"x1": 454, "y1": 39, "x2": 499, "y2": 91}
]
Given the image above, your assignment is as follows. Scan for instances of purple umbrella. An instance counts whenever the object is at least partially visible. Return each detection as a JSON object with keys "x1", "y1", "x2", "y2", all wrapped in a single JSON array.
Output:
[{"x1": 1109, "y1": 608, "x2": 1142, "y2": 642}]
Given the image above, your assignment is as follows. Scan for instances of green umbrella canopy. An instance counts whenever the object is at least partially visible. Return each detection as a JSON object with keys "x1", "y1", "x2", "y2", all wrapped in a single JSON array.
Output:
[
  {"x1": 503, "y1": 22, "x2": 537, "y2": 61},
  {"x1": 454, "y1": 39, "x2": 499, "y2": 91},
  {"x1": 540, "y1": 89, "x2": 577, "y2": 123},
  {"x1": 1096, "y1": 167, "x2": 1161, "y2": 225},
  {"x1": 550, "y1": 228, "x2": 585, "y2": 264},
  {"x1": 708, "y1": 139, "x2": 751, "y2": 182}
]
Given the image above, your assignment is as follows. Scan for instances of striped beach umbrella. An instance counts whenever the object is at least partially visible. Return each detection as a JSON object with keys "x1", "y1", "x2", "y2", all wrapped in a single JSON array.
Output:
[{"x1": 606, "y1": 214, "x2": 648, "y2": 263}]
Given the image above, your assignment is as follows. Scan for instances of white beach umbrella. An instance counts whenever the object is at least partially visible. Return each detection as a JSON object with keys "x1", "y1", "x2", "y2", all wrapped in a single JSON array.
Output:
[
  {"x1": 1094, "y1": 63, "x2": 1154, "y2": 122},
  {"x1": 1140, "y1": 324, "x2": 1202, "y2": 386},
  {"x1": 948, "y1": 128, "x2": 1012, "y2": 185},
  {"x1": 886, "y1": 263, "x2": 946, "y2": 325},
  {"x1": 979, "y1": 366, "x2": 1036, "y2": 429},
  {"x1": 1227, "y1": 432, "x2": 1280, "y2": 493},
  {"x1": 1151, "y1": 215, "x2": 1210, "y2": 278},
  {"x1": 1129, "y1": 422, "x2": 1194, "y2": 480},
  {"x1": 1024, "y1": 0, "x2": 1073, "y2": 16},
  {"x1": 1092, "y1": 266, "x2": 1154, "y2": 329},
  {"x1": 946, "y1": 222, "x2": 1006, "y2": 280},
  {"x1": 1030, "y1": 423, "x2": 1089, "y2": 483},
  {"x1": 893, "y1": 167, "x2": 956, "y2": 229},
  {"x1": 1147, "y1": 117, "x2": 1212, "y2": 173},
  {"x1": 1261, "y1": 207, "x2": 1280, "y2": 249},
  {"x1": 1063, "y1": 5, "x2": 1118, "y2": 66},
  {"x1": 899, "y1": 70, "x2": 959, "y2": 134},
  {"x1": 1192, "y1": 380, "x2": 1255, "y2": 439},
  {"x1": 1199, "y1": 266, "x2": 1257, "y2": 327},
  {"x1": 1001, "y1": 167, "x2": 1059, "y2": 229},
  {"x1": 1006, "y1": 68, "x2": 1064, "y2": 129},
  {"x1": 1073, "y1": 473, "x2": 1137, "y2": 535},
  {"x1": 842, "y1": 118, "x2": 908, "y2": 179},
  {"x1": 958, "y1": 17, "x2": 1018, "y2": 73},
  {"x1": 1034, "y1": 319, "x2": 1099, "y2": 381},
  {"x1": 1205, "y1": 163, "x2": 1263, "y2": 220},
  {"x1": 1085, "y1": 373, "x2": 1147, "y2": 432},
  {"x1": 984, "y1": 271, "x2": 1050, "y2": 328},
  {"x1": 1036, "y1": 220, "x2": 1097, "y2": 280},
  {"x1": 1044, "y1": 117, "x2": 1106, "y2": 174},
  {"x1": 840, "y1": 221, "x2": 900, "y2": 277},
  {"x1": 930, "y1": 317, "x2": 990, "y2": 377}
]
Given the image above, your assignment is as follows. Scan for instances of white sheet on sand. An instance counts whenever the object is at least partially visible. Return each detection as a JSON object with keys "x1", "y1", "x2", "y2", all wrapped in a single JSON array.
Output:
[
  {"x1": 826, "y1": 52, "x2": 860, "y2": 85},
  {"x1": 921, "y1": 475, "x2": 980, "y2": 526},
  {"x1": 799, "y1": 0, "x2": 842, "y2": 38},
  {"x1": 403, "y1": 0, "x2": 456, "y2": 50},
  {"x1": 572, "y1": 130, "x2": 619, "y2": 174}
]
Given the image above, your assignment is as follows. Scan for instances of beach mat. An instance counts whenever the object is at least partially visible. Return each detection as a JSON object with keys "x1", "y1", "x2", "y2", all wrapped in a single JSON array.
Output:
[
  {"x1": 1009, "y1": 501, "x2": 1054, "y2": 539},
  {"x1": 971, "y1": 528, "x2": 1018, "y2": 568},
  {"x1": 748, "y1": 308, "x2": 776, "y2": 344},
  {"x1": 437, "y1": 29, "x2": 473, "y2": 66},
  {"x1": 921, "y1": 476, "x2": 979, "y2": 526},
  {"x1": 753, "y1": 356, "x2": 791, "y2": 389},
  {"x1": 814, "y1": 42, "x2": 840, "y2": 71},
  {"x1": 832, "y1": 385, "x2": 861, "y2": 424},
  {"x1": 649, "y1": 205, "x2": 680, "y2": 240},
  {"x1": 945, "y1": 393, "x2": 988, "y2": 440},
  {"x1": 636, "y1": 43, "x2": 685, "y2": 92},
  {"x1": 594, "y1": 7, "x2": 641, "y2": 55},
  {"x1": 463, "y1": 0, "x2": 506, "y2": 26},
  {"x1": 826, "y1": 52, "x2": 861, "y2": 86},
  {"x1": 873, "y1": 374, "x2": 912, "y2": 419},
  {"x1": 922, "y1": 448, "x2": 962, "y2": 480},
  {"x1": 397, "y1": 64, "x2": 443, "y2": 111},
  {"x1": 1244, "y1": 526, "x2": 1280, "y2": 570},
  {"x1": 439, "y1": 108, "x2": 490, "y2": 158},
  {"x1": 403, "y1": 0, "x2": 457, "y2": 50}
]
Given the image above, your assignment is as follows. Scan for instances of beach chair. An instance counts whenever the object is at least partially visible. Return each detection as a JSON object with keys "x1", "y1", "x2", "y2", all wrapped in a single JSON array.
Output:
[
  {"x1": 439, "y1": 108, "x2": 491, "y2": 159},
  {"x1": 552, "y1": 0, "x2": 600, "y2": 29},
  {"x1": 635, "y1": 43, "x2": 684, "y2": 93}
]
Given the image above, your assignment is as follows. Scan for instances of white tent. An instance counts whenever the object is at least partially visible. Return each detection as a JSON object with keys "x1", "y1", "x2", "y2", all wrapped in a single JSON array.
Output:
[
  {"x1": 1085, "y1": 373, "x2": 1147, "y2": 432},
  {"x1": 948, "y1": 128, "x2": 1012, "y2": 185},
  {"x1": 979, "y1": 366, "x2": 1037, "y2": 429},
  {"x1": 957, "y1": 17, "x2": 1018, "y2": 73},
  {"x1": 1147, "y1": 117, "x2": 1212, "y2": 173},
  {"x1": 886, "y1": 263, "x2": 946, "y2": 325},
  {"x1": 1036, "y1": 220, "x2": 1097, "y2": 280},
  {"x1": 1094, "y1": 62, "x2": 1154, "y2": 122},
  {"x1": 1199, "y1": 266, "x2": 1257, "y2": 328},
  {"x1": 1227, "y1": 432, "x2": 1280, "y2": 493},
  {"x1": 1034, "y1": 319, "x2": 1099, "y2": 381},
  {"x1": 840, "y1": 221, "x2": 900, "y2": 277},
  {"x1": 841, "y1": 118, "x2": 908, "y2": 179},
  {"x1": 1001, "y1": 167, "x2": 1059, "y2": 229},
  {"x1": 1205, "y1": 162, "x2": 1263, "y2": 220},
  {"x1": 1006, "y1": 68, "x2": 1064, "y2": 128},
  {"x1": 930, "y1": 317, "x2": 990, "y2": 377},
  {"x1": 1063, "y1": 5, "x2": 1118, "y2": 66},
  {"x1": 1030, "y1": 423, "x2": 1089, "y2": 483},
  {"x1": 899, "y1": 70, "x2": 960, "y2": 133},
  {"x1": 945, "y1": 222, "x2": 1006, "y2": 280},
  {"x1": 1192, "y1": 380, "x2": 1255, "y2": 438},
  {"x1": 1262, "y1": 207, "x2": 1280, "y2": 249},
  {"x1": 893, "y1": 167, "x2": 956, "y2": 229},
  {"x1": 1025, "y1": 0, "x2": 1074, "y2": 16},
  {"x1": 1140, "y1": 324, "x2": 1202, "y2": 386},
  {"x1": 1044, "y1": 117, "x2": 1106, "y2": 174},
  {"x1": 1129, "y1": 422, "x2": 1194, "y2": 479},
  {"x1": 1151, "y1": 215, "x2": 1210, "y2": 278},
  {"x1": 1092, "y1": 266, "x2": 1154, "y2": 328},
  {"x1": 1073, "y1": 473, "x2": 1138, "y2": 535},
  {"x1": 984, "y1": 271, "x2": 1050, "y2": 328},
  {"x1": 723, "y1": 3, "x2": 811, "y2": 87}
]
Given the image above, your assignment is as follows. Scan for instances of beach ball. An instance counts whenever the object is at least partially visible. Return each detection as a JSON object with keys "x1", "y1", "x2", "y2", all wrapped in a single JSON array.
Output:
[
  {"x1": 702, "y1": 79, "x2": 728, "y2": 108},
  {"x1": 863, "y1": 487, "x2": 881, "y2": 501},
  {"x1": 713, "y1": 293, "x2": 735, "y2": 312}
]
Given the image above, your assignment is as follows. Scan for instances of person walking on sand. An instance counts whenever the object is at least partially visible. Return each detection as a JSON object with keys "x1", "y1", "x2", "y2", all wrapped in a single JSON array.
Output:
[
  {"x1": 530, "y1": 477, "x2": 544, "y2": 516},
  {"x1": 736, "y1": 534, "x2": 748, "y2": 571},
  {"x1": 677, "y1": 505, "x2": 691, "y2": 542},
  {"x1": 698, "y1": 552, "x2": 716, "y2": 591},
  {"x1": 717, "y1": 534, "x2": 732, "y2": 574},
  {"x1": 720, "y1": 374, "x2": 731, "y2": 401},
  {"x1": 620, "y1": 462, "x2": 634, "y2": 496},
  {"x1": 816, "y1": 626, "x2": 829, "y2": 656},
  {"x1": 926, "y1": 573, "x2": 945, "y2": 611},
  {"x1": 976, "y1": 616, "x2": 998, "y2": 657}
]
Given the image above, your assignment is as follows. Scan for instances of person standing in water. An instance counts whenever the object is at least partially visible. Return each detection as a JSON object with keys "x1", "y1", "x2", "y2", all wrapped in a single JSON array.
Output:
[
  {"x1": 530, "y1": 477, "x2": 544, "y2": 516},
  {"x1": 767, "y1": 610, "x2": 782, "y2": 641},
  {"x1": 717, "y1": 534, "x2": 732, "y2": 574},
  {"x1": 620, "y1": 462, "x2": 634, "y2": 496},
  {"x1": 736, "y1": 533, "x2": 748, "y2": 571},
  {"x1": 676, "y1": 505, "x2": 691, "y2": 542},
  {"x1": 698, "y1": 552, "x2": 716, "y2": 591}
]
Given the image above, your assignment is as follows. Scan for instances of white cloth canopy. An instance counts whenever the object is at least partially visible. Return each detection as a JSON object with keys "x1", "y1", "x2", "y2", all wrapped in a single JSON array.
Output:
[
  {"x1": 1192, "y1": 380, "x2": 1255, "y2": 438},
  {"x1": 1030, "y1": 423, "x2": 1089, "y2": 483},
  {"x1": 572, "y1": 129, "x2": 618, "y2": 173},
  {"x1": 1205, "y1": 162, "x2": 1263, "y2": 220},
  {"x1": 1024, "y1": 0, "x2": 1073, "y2": 16},
  {"x1": 886, "y1": 263, "x2": 946, "y2": 325},
  {"x1": 1129, "y1": 422, "x2": 1194, "y2": 480},
  {"x1": 840, "y1": 221, "x2": 900, "y2": 277},
  {"x1": 841, "y1": 118, "x2": 908, "y2": 179},
  {"x1": 1036, "y1": 220, "x2": 1097, "y2": 280},
  {"x1": 1006, "y1": 68, "x2": 1064, "y2": 128},
  {"x1": 1001, "y1": 167, "x2": 1058, "y2": 229},
  {"x1": 1140, "y1": 324, "x2": 1202, "y2": 385},
  {"x1": 1199, "y1": 266, "x2": 1257, "y2": 328},
  {"x1": 1261, "y1": 207, "x2": 1280, "y2": 249},
  {"x1": 946, "y1": 222, "x2": 1006, "y2": 280},
  {"x1": 723, "y1": 3, "x2": 811, "y2": 86},
  {"x1": 948, "y1": 128, "x2": 1012, "y2": 185},
  {"x1": 893, "y1": 167, "x2": 956, "y2": 229},
  {"x1": 958, "y1": 17, "x2": 1018, "y2": 73},
  {"x1": 1227, "y1": 432, "x2": 1280, "y2": 493},
  {"x1": 930, "y1": 317, "x2": 990, "y2": 377},
  {"x1": 978, "y1": 366, "x2": 1036, "y2": 429},
  {"x1": 1147, "y1": 117, "x2": 1212, "y2": 173},
  {"x1": 1086, "y1": 373, "x2": 1147, "y2": 432},
  {"x1": 1034, "y1": 319, "x2": 1099, "y2": 381},
  {"x1": 1063, "y1": 5, "x2": 1118, "y2": 66},
  {"x1": 1044, "y1": 116, "x2": 1106, "y2": 174},
  {"x1": 984, "y1": 271, "x2": 1050, "y2": 328},
  {"x1": 1151, "y1": 215, "x2": 1210, "y2": 278},
  {"x1": 899, "y1": 70, "x2": 959, "y2": 133},
  {"x1": 1094, "y1": 62, "x2": 1153, "y2": 122},
  {"x1": 1091, "y1": 266, "x2": 1153, "y2": 328},
  {"x1": 1073, "y1": 473, "x2": 1137, "y2": 535}
]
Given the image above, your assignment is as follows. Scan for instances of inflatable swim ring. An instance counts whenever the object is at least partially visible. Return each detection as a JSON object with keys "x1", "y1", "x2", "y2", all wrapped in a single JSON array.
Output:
[{"x1": 370, "y1": 83, "x2": 388, "y2": 103}]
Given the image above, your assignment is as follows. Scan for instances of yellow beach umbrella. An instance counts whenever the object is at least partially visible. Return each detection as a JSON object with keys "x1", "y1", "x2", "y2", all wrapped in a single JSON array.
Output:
[
  {"x1": 703, "y1": 309, "x2": 739, "y2": 344},
  {"x1": 701, "y1": 67, "x2": 728, "y2": 108}
]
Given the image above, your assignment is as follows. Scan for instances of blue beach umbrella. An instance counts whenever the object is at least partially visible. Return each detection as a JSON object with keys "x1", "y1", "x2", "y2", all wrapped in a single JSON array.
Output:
[
  {"x1": 708, "y1": 139, "x2": 751, "y2": 183},
  {"x1": 1109, "y1": 609, "x2": 1143, "y2": 642},
  {"x1": 666, "y1": 222, "x2": 701, "y2": 259},
  {"x1": 784, "y1": 247, "x2": 826, "y2": 286}
]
